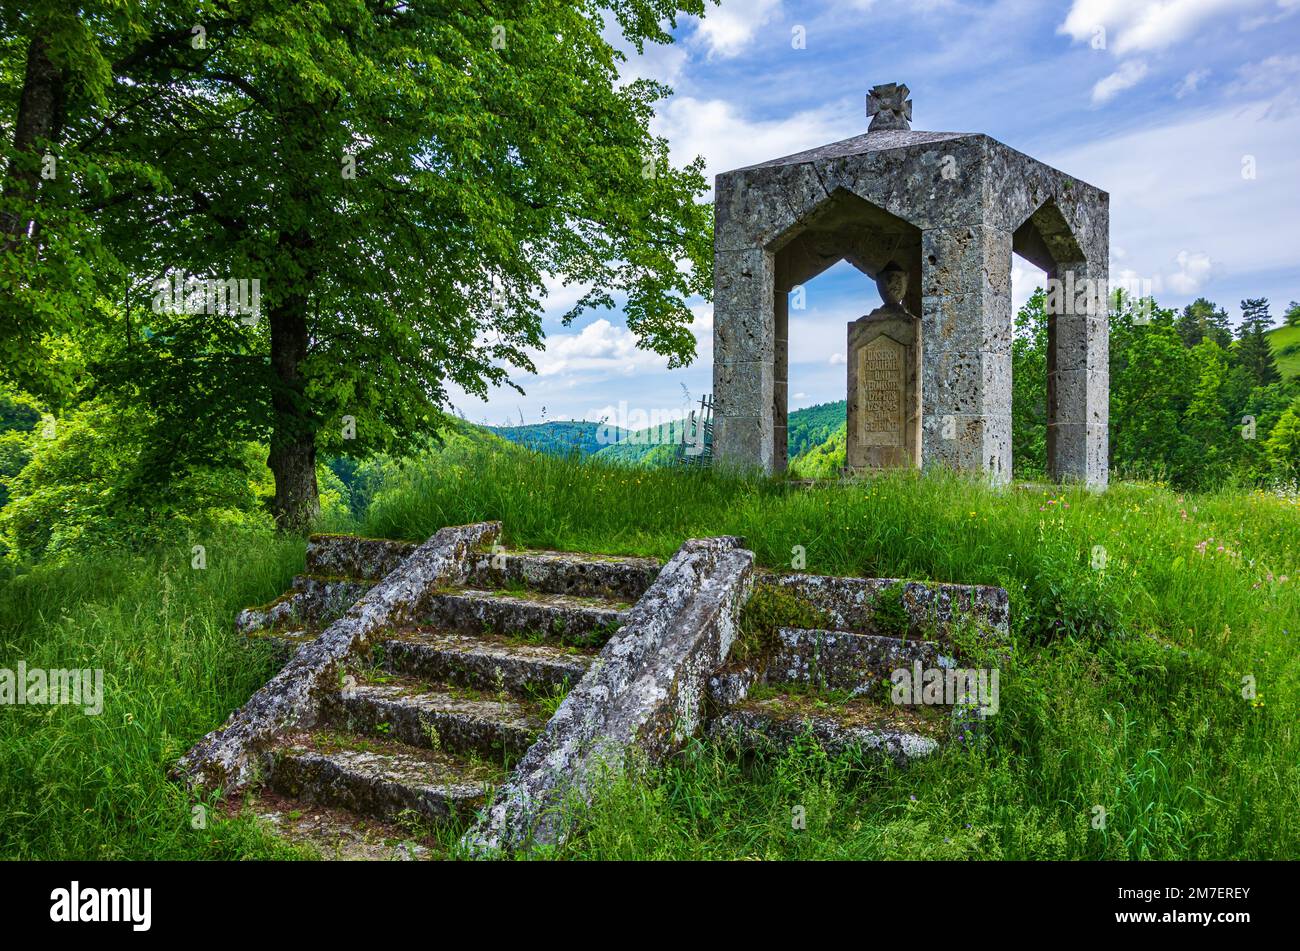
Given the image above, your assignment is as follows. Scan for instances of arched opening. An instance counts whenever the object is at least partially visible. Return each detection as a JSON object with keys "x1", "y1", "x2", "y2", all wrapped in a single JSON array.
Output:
[
  {"x1": 1013, "y1": 199, "x2": 1091, "y2": 482},
  {"x1": 769, "y1": 189, "x2": 924, "y2": 474},
  {"x1": 782, "y1": 260, "x2": 882, "y2": 476},
  {"x1": 1010, "y1": 254, "x2": 1051, "y2": 478}
]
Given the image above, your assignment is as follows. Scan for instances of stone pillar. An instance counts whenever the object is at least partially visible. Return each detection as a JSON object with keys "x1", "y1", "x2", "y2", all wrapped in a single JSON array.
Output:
[
  {"x1": 773, "y1": 288, "x2": 789, "y2": 472},
  {"x1": 919, "y1": 225, "x2": 1013, "y2": 483},
  {"x1": 1047, "y1": 259, "x2": 1109, "y2": 487},
  {"x1": 712, "y1": 247, "x2": 776, "y2": 472}
]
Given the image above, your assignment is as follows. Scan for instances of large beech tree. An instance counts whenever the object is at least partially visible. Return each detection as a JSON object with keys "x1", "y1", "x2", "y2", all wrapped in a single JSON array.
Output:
[{"x1": 6, "y1": 0, "x2": 713, "y2": 531}]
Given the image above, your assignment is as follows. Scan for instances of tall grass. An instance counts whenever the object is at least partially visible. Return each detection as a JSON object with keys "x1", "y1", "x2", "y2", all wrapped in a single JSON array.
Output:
[
  {"x1": 2, "y1": 441, "x2": 1296, "y2": 858},
  {"x1": 365, "y1": 443, "x2": 1299, "y2": 859},
  {"x1": 0, "y1": 527, "x2": 312, "y2": 859}
]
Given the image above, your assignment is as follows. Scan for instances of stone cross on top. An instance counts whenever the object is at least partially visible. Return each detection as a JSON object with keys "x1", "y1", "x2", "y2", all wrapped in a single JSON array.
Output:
[{"x1": 867, "y1": 82, "x2": 912, "y2": 132}]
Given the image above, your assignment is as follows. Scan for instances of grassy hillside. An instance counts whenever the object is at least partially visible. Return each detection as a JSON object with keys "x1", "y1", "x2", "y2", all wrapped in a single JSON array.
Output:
[
  {"x1": 1268, "y1": 323, "x2": 1300, "y2": 381},
  {"x1": 492, "y1": 402, "x2": 850, "y2": 468},
  {"x1": 5, "y1": 443, "x2": 1297, "y2": 860},
  {"x1": 787, "y1": 400, "x2": 846, "y2": 459},
  {"x1": 789, "y1": 422, "x2": 847, "y2": 478},
  {"x1": 487, "y1": 420, "x2": 620, "y2": 456}
]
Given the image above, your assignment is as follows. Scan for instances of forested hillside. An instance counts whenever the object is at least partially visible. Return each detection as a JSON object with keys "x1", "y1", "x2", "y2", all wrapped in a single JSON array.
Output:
[{"x1": 487, "y1": 421, "x2": 618, "y2": 457}]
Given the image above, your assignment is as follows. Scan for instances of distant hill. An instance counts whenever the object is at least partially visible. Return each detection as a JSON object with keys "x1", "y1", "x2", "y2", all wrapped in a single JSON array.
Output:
[
  {"x1": 592, "y1": 419, "x2": 695, "y2": 465},
  {"x1": 787, "y1": 400, "x2": 846, "y2": 458},
  {"x1": 487, "y1": 420, "x2": 626, "y2": 456},
  {"x1": 789, "y1": 422, "x2": 846, "y2": 478},
  {"x1": 489, "y1": 402, "x2": 850, "y2": 468},
  {"x1": 1267, "y1": 323, "x2": 1300, "y2": 381}
]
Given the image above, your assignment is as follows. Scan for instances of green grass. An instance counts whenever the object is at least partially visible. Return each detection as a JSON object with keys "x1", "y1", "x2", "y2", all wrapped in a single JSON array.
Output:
[
  {"x1": 0, "y1": 527, "x2": 315, "y2": 859},
  {"x1": 2, "y1": 441, "x2": 1297, "y2": 859},
  {"x1": 363, "y1": 443, "x2": 1300, "y2": 859},
  {"x1": 1268, "y1": 322, "x2": 1300, "y2": 381}
]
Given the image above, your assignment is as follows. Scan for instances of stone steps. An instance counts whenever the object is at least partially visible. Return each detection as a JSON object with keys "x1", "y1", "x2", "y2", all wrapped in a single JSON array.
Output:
[
  {"x1": 379, "y1": 628, "x2": 595, "y2": 695},
  {"x1": 466, "y1": 549, "x2": 660, "y2": 600},
  {"x1": 242, "y1": 791, "x2": 433, "y2": 860},
  {"x1": 708, "y1": 693, "x2": 945, "y2": 766},
  {"x1": 767, "y1": 626, "x2": 955, "y2": 695},
  {"x1": 325, "y1": 677, "x2": 545, "y2": 759},
  {"x1": 235, "y1": 574, "x2": 374, "y2": 636},
  {"x1": 219, "y1": 534, "x2": 664, "y2": 857},
  {"x1": 187, "y1": 530, "x2": 1008, "y2": 856},
  {"x1": 266, "y1": 733, "x2": 502, "y2": 826},
  {"x1": 422, "y1": 587, "x2": 628, "y2": 645}
]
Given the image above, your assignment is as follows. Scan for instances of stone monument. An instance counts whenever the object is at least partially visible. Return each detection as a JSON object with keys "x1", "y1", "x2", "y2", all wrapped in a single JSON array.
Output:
[
  {"x1": 711, "y1": 83, "x2": 1110, "y2": 487},
  {"x1": 846, "y1": 262, "x2": 920, "y2": 470}
]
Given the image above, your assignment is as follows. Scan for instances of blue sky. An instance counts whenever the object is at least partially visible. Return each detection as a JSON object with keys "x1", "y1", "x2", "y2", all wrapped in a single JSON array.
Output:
[{"x1": 452, "y1": 0, "x2": 1300, "y2": 427}]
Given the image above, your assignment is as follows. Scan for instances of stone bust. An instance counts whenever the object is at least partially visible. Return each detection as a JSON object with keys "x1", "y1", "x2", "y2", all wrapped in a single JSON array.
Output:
[{"x1": 870, "y1": 261, "x2": 912, "y2": 318}]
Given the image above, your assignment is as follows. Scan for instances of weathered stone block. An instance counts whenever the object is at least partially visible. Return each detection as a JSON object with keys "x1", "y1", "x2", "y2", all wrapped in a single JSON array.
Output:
[
  {"x1": 176, "y1": 521, "x2": 501, "y2": 792},
  {"x1": 712, "y1": 414, "x2": 775, "y2": 474},
  {"x1": 922, "y1": 291, "x2": 1013, "y2": 354},
  {"x1": 712, "y1": 360, "x2": 775, "y2": 419},
  {"x1": 305, "y1": 534, "x2": 416, "y2": 580},
  {"x1": 766, "y1": 571, "x2": 1010, "y2": 643},
  {"x1": 465, "y1": 537, "x2": 754, "y2": 852},
  {"x1": 846, "y1": 314, "x2": 921, "y2": 470}
]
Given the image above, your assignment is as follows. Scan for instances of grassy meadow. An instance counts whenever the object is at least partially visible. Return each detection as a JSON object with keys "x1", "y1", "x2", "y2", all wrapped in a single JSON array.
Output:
[{"x1": 2, "y1": 441, "x2": 1298, "y2": 859}]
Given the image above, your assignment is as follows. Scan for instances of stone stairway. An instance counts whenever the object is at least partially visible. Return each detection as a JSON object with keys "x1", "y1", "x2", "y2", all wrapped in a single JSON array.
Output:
[
  {"x1": 707, "y1": 573, "x2": 1008, "y2": 764},
  {"x1": 184, "y1": 525, "x2": 1007, "y2": 857},
  {"x1": 708, "y1": 625, "x2": 954, "y2": 765},
  {"x1": 234, "y1": 539, "x2": 659, "y2": 858}
]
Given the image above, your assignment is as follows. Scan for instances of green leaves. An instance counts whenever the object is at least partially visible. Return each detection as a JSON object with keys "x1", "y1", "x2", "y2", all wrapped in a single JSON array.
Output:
[{"x1": 2, "y1": 1, "x2": 714, "y2": 527}]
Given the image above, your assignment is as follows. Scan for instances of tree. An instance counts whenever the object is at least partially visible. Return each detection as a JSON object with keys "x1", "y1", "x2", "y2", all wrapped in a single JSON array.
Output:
[
  {"x1": 1108, "y1": 293, "x2": 1194, "y2": 482},
  {"x1": 1175, "y1": 297, "x2": 1233, "y2": 349},
  {"x1": 1264, "y1": 397, "x2": 1300, "y2": 475},
  {"x1": 1285, "y1": 300, "x2": 1300, "y2": 328},
  {"x1": 1182, "y1": 339, "x2": 1233, "y2": 486},
  {"x1": 79, "y1": 0, "x2": 713, "y2": 532},
  {"x1": 1011, "y1": 289, "x2": 1048, "y2": 476},
  {"x1": 1236, "y1": 298, "x2": 1281, "y2": 388}
]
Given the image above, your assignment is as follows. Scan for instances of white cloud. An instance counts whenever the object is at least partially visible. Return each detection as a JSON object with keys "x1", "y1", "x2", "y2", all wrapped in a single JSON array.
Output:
[
  {"x1": 1042, "y1": 98, "x2": 1300, "y2": 305},
  {"x1": 829, "y1": 352, "x2": 846, "y2": 365},
  {"x1": 616, "y1": 39, "x2": 689, "y2": 89},
  {"x1": 1242, "y1": 0, "x2": 1300, "y2": 30},
  {"x1": 1175, "y1": 68, "x2": 1210, "y2": 98},
  {"x1": 1166, "y1": 250, "x2": 1214, "y2": 294},
  {"x1": 691, "y1": 0, "x2": 783, "y2": 59},
  {"x1": 1011, "y1": 259, "x2": 1049, "y2": 312},
  {"x1": 689, "y1": 301, "x2": 714, "y2": 357},
  {"x1": 653, "y1": 95, "x2": 852, "y2": 184},
  {"x1": 1229, "y1": 53, "x2": 1300, "y2": 95},
  {"x1": 529, "y1": 318, "x2": 667, "y2": 377},
  {"x1": 539, "y1": 274, "x2": 593, "y2": 319},
  {"x1": 1227, "y1": 54, "x2": 1300, "y2": 116},
  {"x1": 1060, "y1": 0, "x2": 1273, "y2": 56},
  {"x1": 1092, "y1": 60, "x2": 1149, "y2": 104}
]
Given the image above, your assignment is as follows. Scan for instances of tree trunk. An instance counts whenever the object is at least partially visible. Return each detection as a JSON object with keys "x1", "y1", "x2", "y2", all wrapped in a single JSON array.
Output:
[
  {"x1": 2, "y1": 33, "x2": 66, "y2": 246},
  {"x1": 268, "y1": 289, "x2": 319, "y2": 533}
]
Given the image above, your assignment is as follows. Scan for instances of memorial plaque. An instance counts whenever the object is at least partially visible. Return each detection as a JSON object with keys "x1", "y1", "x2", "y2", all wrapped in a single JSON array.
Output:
[
  {"x1": 858, "y1": 335, "x2": 906, "y2": 447},
  {"x1": 846, "y1": 313, "x2": 919, "y2": 472}
]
